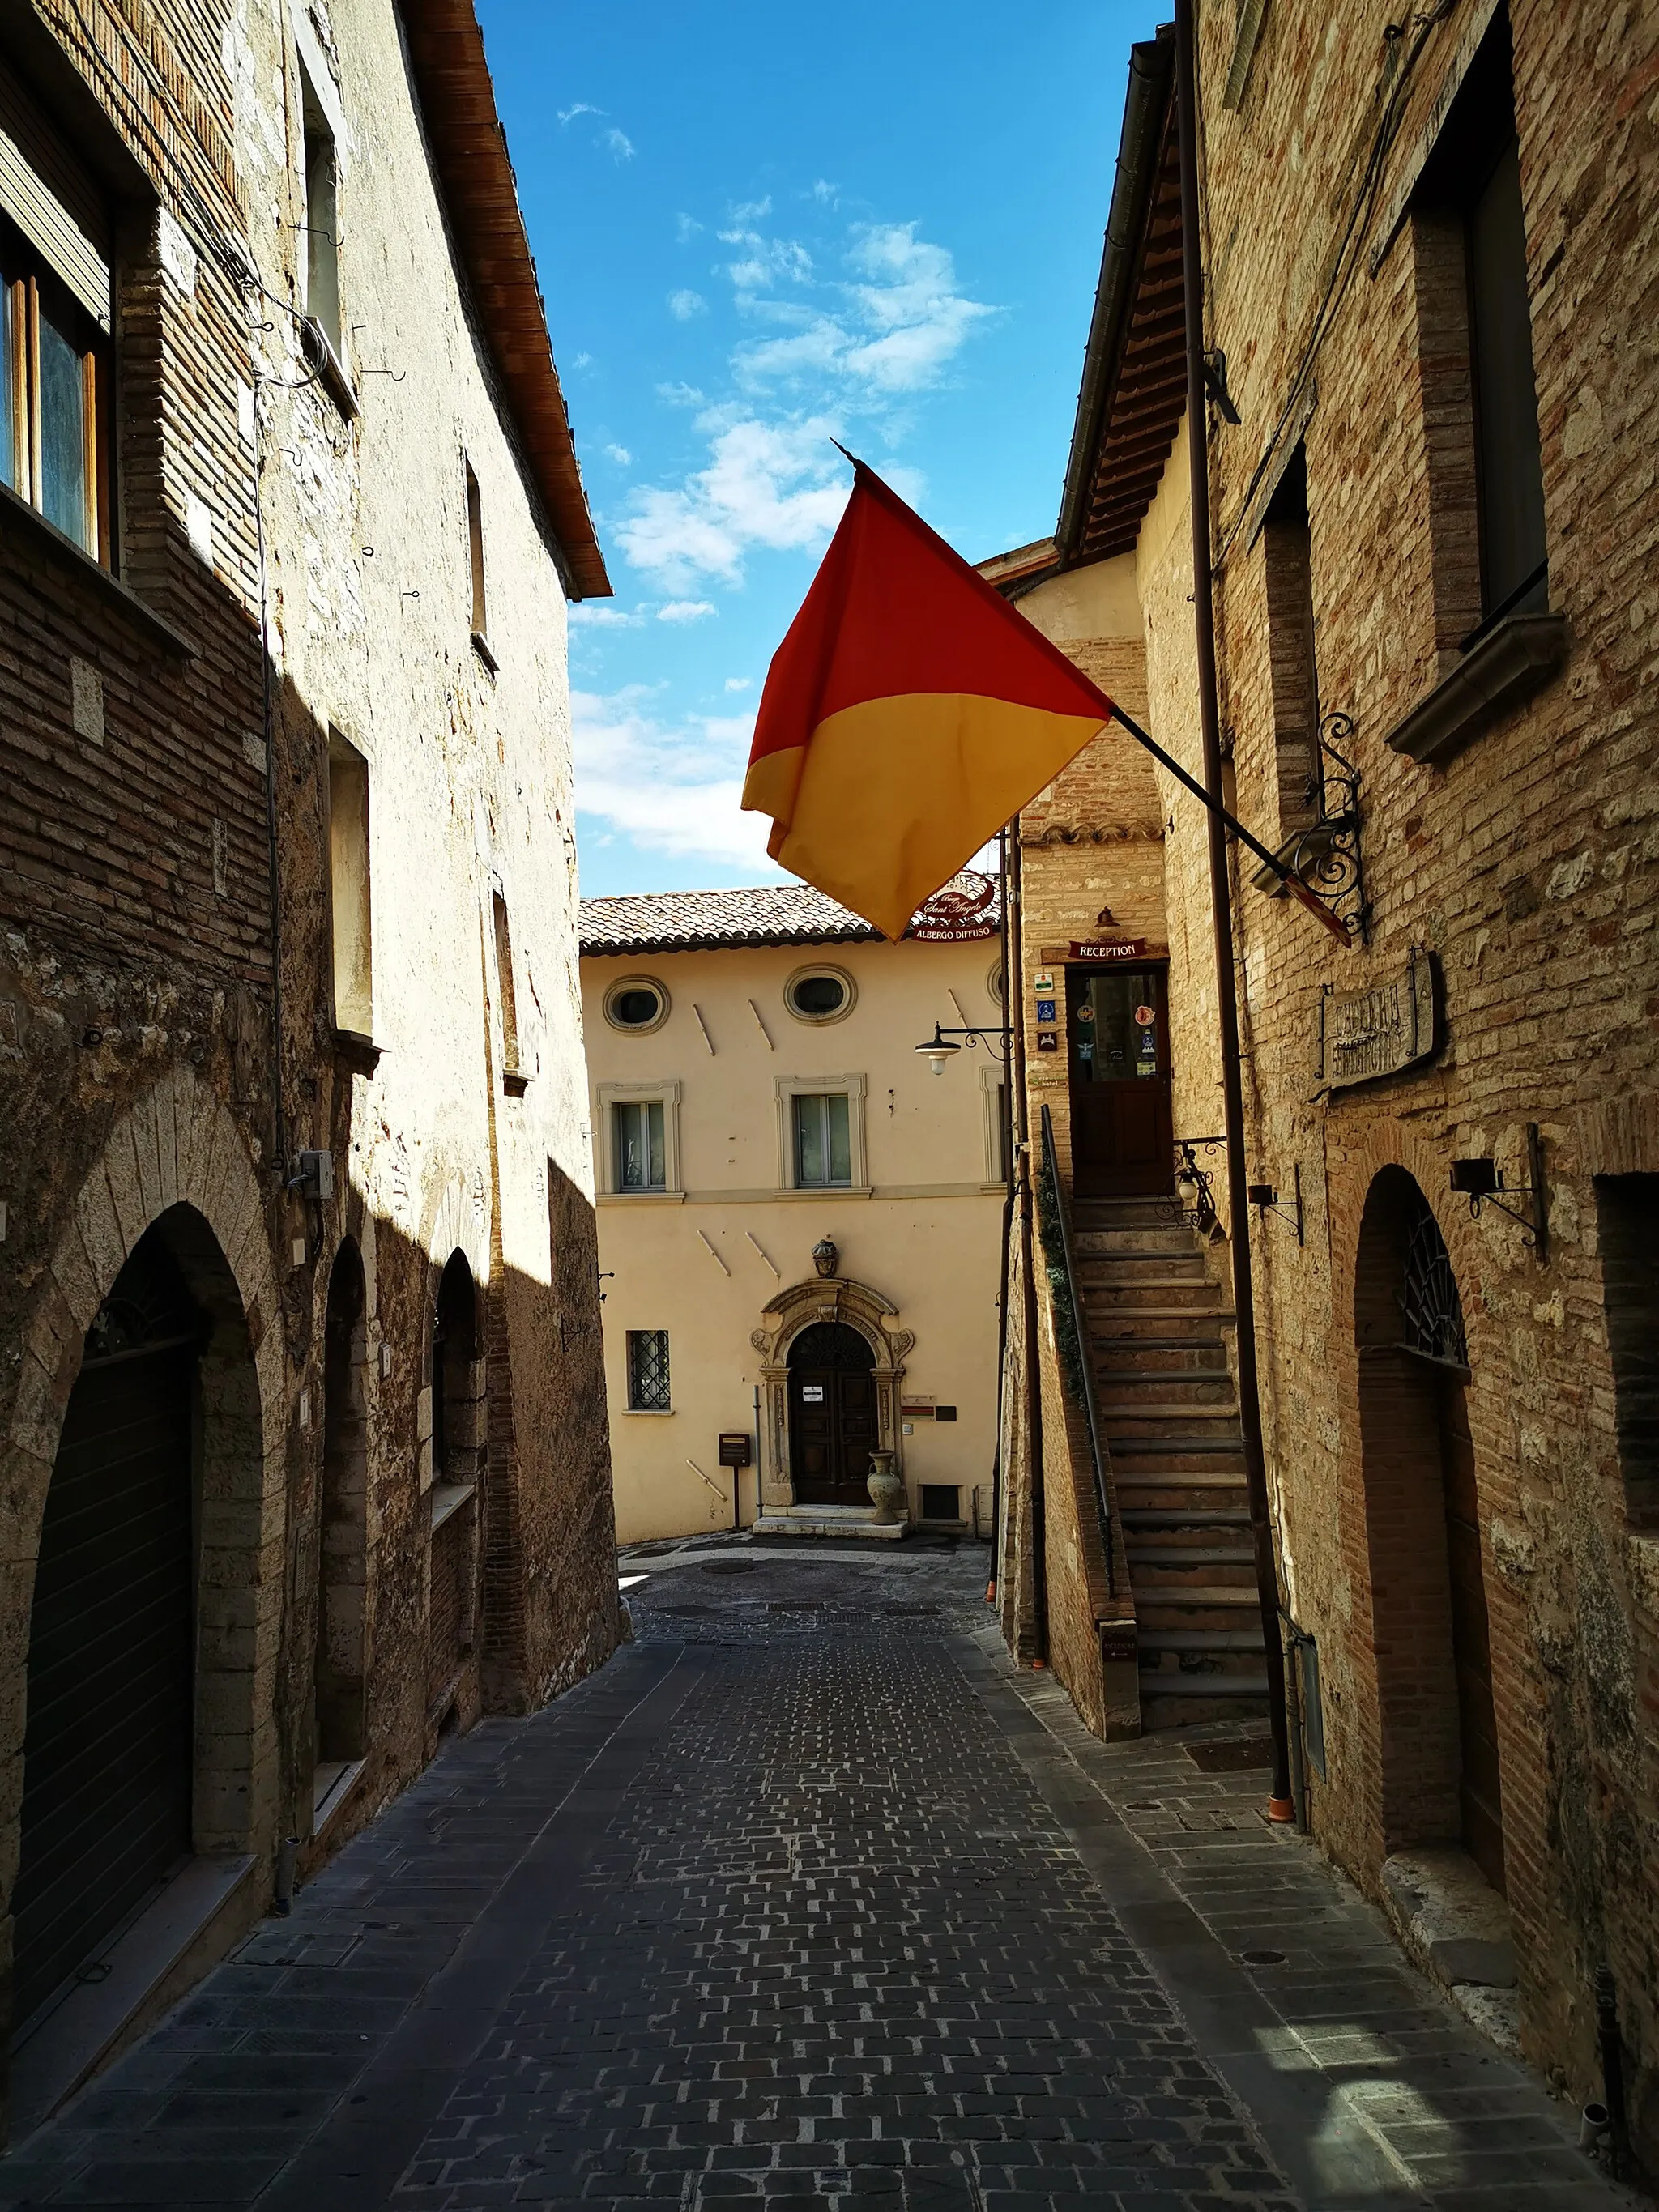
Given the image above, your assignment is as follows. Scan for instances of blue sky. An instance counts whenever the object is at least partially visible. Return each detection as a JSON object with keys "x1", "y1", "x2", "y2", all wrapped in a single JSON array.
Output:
[{"x1": 477, "y1": 1, "x2": 1160, "y2": 898}]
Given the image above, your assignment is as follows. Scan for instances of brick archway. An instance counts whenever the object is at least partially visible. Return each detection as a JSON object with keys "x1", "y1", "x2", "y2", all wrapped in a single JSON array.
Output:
[{"x1": 0, "y1": 1068, "x2": 286, "y2": 1941}]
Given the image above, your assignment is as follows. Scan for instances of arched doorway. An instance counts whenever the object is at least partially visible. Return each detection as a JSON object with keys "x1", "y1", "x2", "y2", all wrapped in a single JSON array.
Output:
[
  {"x1": 314, "y1": 1240, "x2": 368, "y2": 1818},
  {"x1": 1355, "y1": 1168, "x2": 1505, "y2": 1893},
  {"x1": 429, "y1": 1251, "x2": 482, "y2": 1720},
  {"x1": 14, "y1": 1225, "x2": 201, "y2": 2028},
  {"x1": 787, "y1": 1323, "x2": 876, "y2": 1506}
]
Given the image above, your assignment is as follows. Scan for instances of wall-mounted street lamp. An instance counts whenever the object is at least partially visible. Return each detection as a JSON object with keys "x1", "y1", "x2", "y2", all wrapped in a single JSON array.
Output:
[
  {"x1": 1247, "y1": 1166, "x2": 1303, "y2": 1247},
  {"x1": 1450, "y1": 1123, "x2": 1548, "y2": 1259},
  {"x1": 913, "y1": 1021, "x2": 1004, "y2": 1077}
]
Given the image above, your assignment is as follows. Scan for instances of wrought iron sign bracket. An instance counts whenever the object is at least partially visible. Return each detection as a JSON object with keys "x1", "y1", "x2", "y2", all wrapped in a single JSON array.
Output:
[
  {"x1": 1290, "y1": 709, "x2": 1371, "y2": 944},
  {"x1": 1450, "y1": 1123, "x2": 1549, "y2": 1261},
  {"x1": 1247, "y1": 1164, "x2": 1303, "y2": 1246}
]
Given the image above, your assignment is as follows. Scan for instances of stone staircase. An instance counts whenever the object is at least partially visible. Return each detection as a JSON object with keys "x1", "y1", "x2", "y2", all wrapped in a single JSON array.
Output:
[{"x1": 1072, "y1": 1194, "x2": 1272, "y2": 1731}]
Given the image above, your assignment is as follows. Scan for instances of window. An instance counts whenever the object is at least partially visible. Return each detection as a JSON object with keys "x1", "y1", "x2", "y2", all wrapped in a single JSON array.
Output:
[
  {"x1": 1412, "y1": 12, "x2": 1546, "y2": 646},
  {"x1": 920, "y1": 1484, "x2": 962, "y2": 1524},
  {"x1": 603, "y1": 975, "x2": 669, "y2": 1034},
  {"x1": 626, "y1": 1328, "x2": 671, "y2": 1413},
  {"x1": 465, "y1": 460, "x2": 488, "y2": 644},
  {"x1": 982, "y1": 1068, "x2": 1009, "y2": 1186},
  {"x1": 1260, "y1": 444, "x2": 1319, "y2": 836},
  {"x1": 492, "y1": 891, "x2": 522, "y2": 1086},
  {"x1": 612, "y1": 1099, "x2": 665, "y2": 1192},
  {"x1": 785, "y1": 965, "x2": 855, "y2": 1023},
  {"x1": 299, "y1": 62, "x2": 341, "y2": 358},
  {"x1": 1596, "y1": 1176, "x2": 1659, "y2": 1529},
  {"x1": 1, "y1": 219, "x2": 109, "y2": 559},
  {"x1": 327, "y1": 734, "x2": 373, "y2": 1037},
  {"x1": 794, "y1": 1093, "x2": 851, "y2": 1188}
]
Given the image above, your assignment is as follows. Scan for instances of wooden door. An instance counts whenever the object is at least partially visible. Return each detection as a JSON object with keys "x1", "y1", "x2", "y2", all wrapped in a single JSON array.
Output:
[
  {"x1": 1067, "y1": 965, "x2": 1174, "y2": 1197},
  {"x1": 1439, "y1": 1375, "x2": 1505, "y2": 1894},
  {"x1": 788, "y1": 1323, "x2": 878, "y2": 1506},
  {"x1": 14, "y1": 1242, "x2": 198, "y2": 2027}
]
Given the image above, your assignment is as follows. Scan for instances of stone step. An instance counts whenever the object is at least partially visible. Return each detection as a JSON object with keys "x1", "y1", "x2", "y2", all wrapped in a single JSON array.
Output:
[
  {"x1": 1141, "y1": 1678, "x2": 1271, "y2": 1728},
  {"x1": 1074, "y1": 1228, "x2": 1196, "y2": 1257},
  {"x1": 1077, "y1": 1252, "x2": 1210, "y2": 1281},
  {"x1": 1085, "y1": 1281, "x2": 1231, "y2": 1311},
  {"x1": 1091, "y1": 1344, "x2": 1230, "y2": 1375},
  {"x1": 1120, "y1": 1509, "x2": 1252, "y2": 1532},
  {"x1": 1136, "y1": 1583, "x2": 1263, "y2": 1620},
  {"x1": 1100, "y1": 1386, "x2": 1237, "y2": 1417},
  {"x1": 1096, "y1": 1361, "x2": 1236, "y2": 1387},
  {"x1": 1107, "y1": 1413, "x2": 1245, "y2": 1443},
  {"x1": 1114, "y1": 1483, "x2": 1252, "y2": 1515},
  {"x1": 1109, "y1": 1434, "x2": 1247, "y2": 1458},
  {"x1": 1138, "y1": 1627, "x2": 1266, "y2": 1652},
  {"x1": 1140, "y1": 1648, "x2": 1269, "y2": 1678},
  {"x1": 1090, "y1": 1305, "x2": 1235, "y2": 1329},
  {"x1": 1127, "y1": 1549, "x2": 1256, "y2": 1590}
]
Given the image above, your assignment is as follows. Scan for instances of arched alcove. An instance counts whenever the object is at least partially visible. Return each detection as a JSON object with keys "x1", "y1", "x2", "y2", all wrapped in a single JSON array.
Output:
[
  {"x1": 429, "y1": 1250, "x2": 484, "y2": 1725},
  {"x1": 315, "y1": 1238, "x2": 369, "y2": 1804},
  {"x1": 1354, "y1": 1166, "x2": 1505, "y2": 1891}
]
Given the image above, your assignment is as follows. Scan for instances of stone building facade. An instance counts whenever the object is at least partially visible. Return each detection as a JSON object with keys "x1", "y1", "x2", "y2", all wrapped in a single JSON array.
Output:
[
  {"x1": 0, "y1": 0, "x2": 615, "y2": 2132},
  {"x1": 994, "y1": 1, "x2": 1659, "y2": 2167},
  {"x1": 581, "y1": 882, "x2": 1005, "y2": 1547}
]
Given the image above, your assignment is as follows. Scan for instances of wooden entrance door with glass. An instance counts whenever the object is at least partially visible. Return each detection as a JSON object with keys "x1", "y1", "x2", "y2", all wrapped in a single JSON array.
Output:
[{"x1": 1066, "y1": 963, "x2": 1174, "y2": 1197}]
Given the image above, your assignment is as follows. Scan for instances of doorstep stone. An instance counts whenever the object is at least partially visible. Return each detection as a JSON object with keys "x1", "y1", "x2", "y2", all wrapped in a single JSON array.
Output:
[
  {"x1": 1381, "y1": 1844, "x2": 1518, "y2": 1989},
  {"x1": 753, "y1": 1503, "x2": 910, "y2": 1541}
]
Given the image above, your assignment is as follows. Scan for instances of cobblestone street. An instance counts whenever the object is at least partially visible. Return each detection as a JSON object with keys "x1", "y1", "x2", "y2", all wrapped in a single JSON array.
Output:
[{"x1": 0, "y1": 1545, "x2": 1632, "y2": 2211}]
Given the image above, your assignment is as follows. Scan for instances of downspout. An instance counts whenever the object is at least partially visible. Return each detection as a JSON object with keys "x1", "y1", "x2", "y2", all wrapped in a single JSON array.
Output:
[
  {"x1": 1009, "y1": 818, "x2": 1047, "y2": 1664},
  {"x1": 988, "y1": 824, "x2": 1015, "y2": 1604},
  {"x1": 1175, "y1": 0, "x2": 1294, "y2": 1821}
]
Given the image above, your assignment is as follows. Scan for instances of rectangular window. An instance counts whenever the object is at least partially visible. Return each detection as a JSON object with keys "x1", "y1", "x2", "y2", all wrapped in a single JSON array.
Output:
[
  {"x1": 1260, "y1": 444, "x2": 1319, "y2": 835},
  {"x1": 300, "y1": 65, "x2": 341, "y2": 356},
  {"x1": 1596, "y1": 1174, "x2": 1659, "y2": 1529},
  {"x1": 465, "y1": 460, "x2": 487, "y2": 641},
  {"x1": 327, "y1": 734, "x2": 373, "y2": 1037},
  {"x1": 613, "y1": 1099, "x2": 666, "y2": 1192},
  {"x1": 794, "y1": 1092, "x2": 851, "y2": 1187},
  {"x1": 920, "y1": 1484, "x2": 962, "y2": 1524},
  {"x1": 0, "y1": 220, "x2": 107, "y2": 558},
  {"x1": 1412, "y1": 13, "x2": 1546, "y2": 641},
  {"x1": 492, "y1": 890, "x2": 520, "y2": 1078},
  {"x1": 626, "y1": 1328, "x2": 670, "y2": 1413}
]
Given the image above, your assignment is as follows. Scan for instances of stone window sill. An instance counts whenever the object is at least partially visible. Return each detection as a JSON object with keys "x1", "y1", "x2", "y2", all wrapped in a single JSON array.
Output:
[
  {"x1": 430, "y1": 1480, "x2": 476, "y2": 1533},
  {"x1": 333, "y1": 1027, "x2": 382, "y2": 1077},
  {"x1": 0, "y1": 478, "x2": 193, "y2": 657},
  {"x1": 1384, "y1": 612, "x2": 1569, "y2": 767},
  {"x1": 502, "y1": 1067, "x2": 530, "y2": 1097},
  {"x1": 622, "y1": 1407, "x2": 675, "y2": 1417},
  {"x1": 599, "y1": 1189, "x2": 685, "y2": 1204}
]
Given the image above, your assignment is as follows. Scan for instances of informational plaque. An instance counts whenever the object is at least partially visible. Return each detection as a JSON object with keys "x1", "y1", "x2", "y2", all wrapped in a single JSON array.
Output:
[{"x1": 1313, "y1": 949, "x2": 1437, "y2": 1093}]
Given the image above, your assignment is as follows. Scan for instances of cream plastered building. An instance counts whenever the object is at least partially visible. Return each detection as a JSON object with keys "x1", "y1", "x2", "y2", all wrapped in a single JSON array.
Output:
[{"x1": 579, "y1": 883, "x2": 1008, "y2": 1545}]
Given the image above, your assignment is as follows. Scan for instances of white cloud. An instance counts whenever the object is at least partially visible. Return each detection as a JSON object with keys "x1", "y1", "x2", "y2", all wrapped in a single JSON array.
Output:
[
  {"x1": 574, "y1": 686, "x2": 780, "y2": 872},
  {"x1": 616, "y1": 415, "x2": 850, "y2": 589},
  {"x1": 568, "y1": 603, "x2": 644, "y2": 629},
  {"x1": 725, "y1": 676, "x2": 753, "y2": 693},
  {"x1": 603, "y1": 443, "x2": 632, "y2": 466},
  {"x1": 667, "y1": 288, "x2": 707, "y2": 321},
  {"x1": 809, "y1": 179, "x2": 839, "y2": 205},
  {"x1": 719, "y1": 232, "x2": 813, "y2": 292},
  {"x1": 655, "y1": 381, "x2": 705, "y2": 407},
  {"x1": 571, "y1": 351, "x2": 593, "y2": 369},
  {"x1": 557, "y1": 101, "x2": 602, "y2": 124},
  {"x1": 731, "y1": 196, "x2": 772, "y2": 222},
  {"x1": 675, "y1": 213, "x2": 702, "y2": 242},
  {"x1": 603, "y1": 127, "x2": 635, "y2": 160},
  {"x1": 658, "y1": 599, "x2": 717, "y2": 623}
]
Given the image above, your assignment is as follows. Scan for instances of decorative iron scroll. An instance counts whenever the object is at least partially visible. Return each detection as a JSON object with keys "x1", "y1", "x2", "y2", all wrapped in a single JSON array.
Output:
[
  {"x1": 1400, "y1": 1198, "x2": 1468, "y2": 1370},
  {"x1": 1156, "y1": 1137, "x2": 1226, "y2": 1234},
  {"x1": 1289, "y1": 709, "x2": 1370, "y2": 942}
]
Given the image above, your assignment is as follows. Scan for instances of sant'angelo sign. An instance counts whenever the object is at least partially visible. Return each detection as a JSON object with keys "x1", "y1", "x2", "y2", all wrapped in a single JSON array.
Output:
[{"x1": 906, "y1": 869, "x2": 1000, "y2": 943}]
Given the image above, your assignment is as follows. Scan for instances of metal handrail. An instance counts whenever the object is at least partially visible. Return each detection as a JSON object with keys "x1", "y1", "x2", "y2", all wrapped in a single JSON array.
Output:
[{"x1": 1038, "y1": 1104, "x2": 1115, "y2": 1598}]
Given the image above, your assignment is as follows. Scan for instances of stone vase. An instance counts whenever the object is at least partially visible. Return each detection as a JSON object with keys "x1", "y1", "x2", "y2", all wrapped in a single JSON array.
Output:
[{"x1": 867, "y1": 1449, "x2": 905, "y2": 1524}]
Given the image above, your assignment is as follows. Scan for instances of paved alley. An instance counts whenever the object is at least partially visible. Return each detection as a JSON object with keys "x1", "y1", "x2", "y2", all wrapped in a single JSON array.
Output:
[{"x1": 0, "y1": 1545, "x2": 1633, "y2": 2211}]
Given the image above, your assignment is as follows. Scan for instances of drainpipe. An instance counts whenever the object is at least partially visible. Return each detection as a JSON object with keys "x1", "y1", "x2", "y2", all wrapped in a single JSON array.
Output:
[
  {"x1": 988, "y1": 825, "x2": 1016, "y2": 1602},
  {"x1": 1008, "y1": 820, "x2": 1048, "y2": 1664},
  {"x1": 1175, "y1": 0, "x2": 1294, "y2": 1820}
]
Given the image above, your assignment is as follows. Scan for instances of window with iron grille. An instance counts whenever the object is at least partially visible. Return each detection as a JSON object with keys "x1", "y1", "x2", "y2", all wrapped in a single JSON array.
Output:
[
  {"x1": 793, "y1": 1092, "x2": 851, "y2": 1187},
  {"x1": 626, "y1": 1329, "x2": 670, "y2": 1413}
]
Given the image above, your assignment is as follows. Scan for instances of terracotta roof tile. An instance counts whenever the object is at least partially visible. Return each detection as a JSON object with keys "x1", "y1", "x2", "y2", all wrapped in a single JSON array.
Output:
[{"x1": 579, "y1": 871, "x2": 1003, "y2": 956}]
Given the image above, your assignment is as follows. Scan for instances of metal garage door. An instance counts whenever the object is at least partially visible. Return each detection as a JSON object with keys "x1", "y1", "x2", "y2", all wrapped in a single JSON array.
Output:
[{"x1": 12, "y1": 1235, "x2": 198, "y2": 2030}]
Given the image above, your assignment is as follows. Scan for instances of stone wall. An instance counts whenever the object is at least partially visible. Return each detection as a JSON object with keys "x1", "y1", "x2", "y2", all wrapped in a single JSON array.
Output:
[{"x1": 0, "y1": 0, "x2": 613, "y2": 2099}]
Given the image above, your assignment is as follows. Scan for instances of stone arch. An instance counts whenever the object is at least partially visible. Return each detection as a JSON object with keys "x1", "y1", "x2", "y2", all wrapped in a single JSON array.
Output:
[
  {"x1": 0, "y1": 1065, "x2": 284, "y2": 2001},
  {"x1": 750, "y1": 1276, "x2": 914, "y2": 1511},
  {"x1": 1349, "y1": 1163, "x2": 1506, "y2": 1892},
  {"x1": 315, "y1": 1238, "x2": 369, "y2": 1788}
]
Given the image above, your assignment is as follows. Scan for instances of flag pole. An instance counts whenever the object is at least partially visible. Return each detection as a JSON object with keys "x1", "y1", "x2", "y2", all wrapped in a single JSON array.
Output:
[{"x1": 1176, "y1": 0, "x2": 1296, "y2": 1824}]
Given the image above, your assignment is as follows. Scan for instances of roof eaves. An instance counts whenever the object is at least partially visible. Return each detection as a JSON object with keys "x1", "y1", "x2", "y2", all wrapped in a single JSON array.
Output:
[
  {"x1": 1055, "y1": 26, "x2": 1179, "y2": 565},
  {"x1": 397, "y1": 0, "x2": 611, "y2": 600}
]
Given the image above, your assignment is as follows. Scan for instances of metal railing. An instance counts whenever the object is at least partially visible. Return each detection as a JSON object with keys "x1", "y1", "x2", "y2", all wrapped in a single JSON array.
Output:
[{"x1": 1038, "y1": 1104, "x2": 1115, "y2": 1597}]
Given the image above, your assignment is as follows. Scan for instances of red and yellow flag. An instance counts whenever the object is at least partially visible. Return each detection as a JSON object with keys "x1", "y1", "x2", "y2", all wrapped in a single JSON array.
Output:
[{"x1": 741, "y1": 460, "x2": 1113, "y2": 940}]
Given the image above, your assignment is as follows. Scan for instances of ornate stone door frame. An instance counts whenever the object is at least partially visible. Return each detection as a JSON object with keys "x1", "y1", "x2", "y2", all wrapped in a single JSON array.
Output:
[{"x1": 752, "y1": 1278, "x2": 912, "y2": 1511}]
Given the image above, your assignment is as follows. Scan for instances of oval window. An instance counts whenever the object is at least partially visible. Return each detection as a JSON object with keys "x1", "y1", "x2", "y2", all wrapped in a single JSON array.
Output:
[
  {"x1": 785, "y1": 967, "x2": 855, "y2": 1022},
  {"x1": 604, "y1": 978, "x2": 668, "y2": 1033}
]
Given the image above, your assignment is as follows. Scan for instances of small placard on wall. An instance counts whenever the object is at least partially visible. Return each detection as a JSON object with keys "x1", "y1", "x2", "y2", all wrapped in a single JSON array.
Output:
[
  {"x1": 800, "y1": 1384, "x2": 825, "y2": 1403},
  {"x1": 934, "y1": 1405, "x2": 957, "y2": 1422}
]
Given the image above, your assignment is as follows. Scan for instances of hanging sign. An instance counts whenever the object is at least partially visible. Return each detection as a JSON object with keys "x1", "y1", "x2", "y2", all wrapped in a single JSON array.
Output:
[
  {"x1": 908, "y1": 869, "x2": 1000, "y2": 942},
  {"x1": 1313, "y1": 948, "x2": 1437, "y2": 1093},
  {"x1": 1069, "y1": 938, "x2": 1149, "y2": 962}
]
